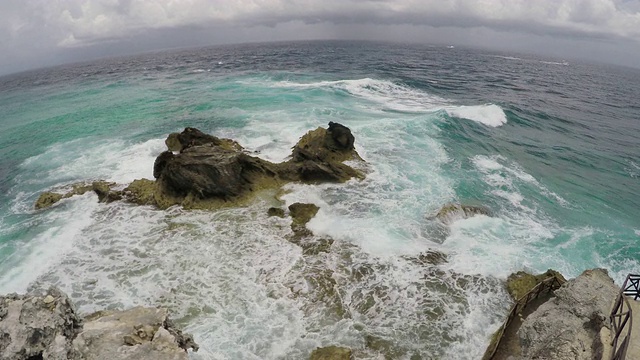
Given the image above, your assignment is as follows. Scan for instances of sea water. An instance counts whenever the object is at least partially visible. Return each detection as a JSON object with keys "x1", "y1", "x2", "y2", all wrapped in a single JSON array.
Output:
[{"x1": 0, "y1": 41, "x2": 638, "y2": 359}]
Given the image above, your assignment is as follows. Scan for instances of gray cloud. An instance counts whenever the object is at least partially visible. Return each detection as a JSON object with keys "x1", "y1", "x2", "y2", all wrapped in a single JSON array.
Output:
[{"x1": 1, "y1": 0, "x2": 640, "y2": 75}]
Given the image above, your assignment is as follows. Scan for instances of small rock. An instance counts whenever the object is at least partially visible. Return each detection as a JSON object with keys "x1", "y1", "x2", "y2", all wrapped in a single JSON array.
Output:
[
  {"x1": 43, "y1": 295, "x2": 55, "y2": 304},
  {"x1": 267, "y1": 207, "x2": 285, "y2": 218}
]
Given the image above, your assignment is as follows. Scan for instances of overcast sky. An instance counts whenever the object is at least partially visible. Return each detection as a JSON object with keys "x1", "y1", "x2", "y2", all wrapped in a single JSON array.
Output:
[{"x1": 2, "y1": 0, "x2": 640, "y2": 75}]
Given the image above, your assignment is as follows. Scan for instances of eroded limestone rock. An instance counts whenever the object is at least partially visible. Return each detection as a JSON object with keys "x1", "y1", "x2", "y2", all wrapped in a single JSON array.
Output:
[
  {"x1": 0, "y1": 287, "x2": 197, "y2": 360},
  {"x1": 432, "y1": 203, "x2": 491, "y2": 225},
  {"x1": 515, "y1": 268, "x2": 619, "y2": 360}
]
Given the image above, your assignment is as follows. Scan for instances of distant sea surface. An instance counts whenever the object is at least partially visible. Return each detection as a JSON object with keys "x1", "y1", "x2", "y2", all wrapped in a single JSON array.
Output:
[{"x1": 1, "y1": 41, "x2": 639, "y2": 359}]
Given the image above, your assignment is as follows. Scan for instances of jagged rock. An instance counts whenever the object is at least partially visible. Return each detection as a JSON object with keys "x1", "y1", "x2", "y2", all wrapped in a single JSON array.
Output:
[
  {"x1": 309, "y1": 345, "x2": 352, "y2": 360},
  {"x1": 165, "y1": 127, "x2": 242, "y2": 153},
  {"x1": 0, "y1": 287, "x2": 83, "y2": 360},
  {"x1": 73, "y1": 307, "x2": 198, "y2": 360},
  {"x1": 267, "y1": 207, "x2": 285, "y2": 217},
  {"x1": 506, "y1": 269, "x2": 566, "y2": 301},
  {"x1": 432, "y1": 203, "x2": 491, "y2": 225},
  {"x1": 0, "y1": 287, "x2": 197, "y2": 360},
  {"x1": 514, "y1": 268, "x2": 619, "y2": 360}
]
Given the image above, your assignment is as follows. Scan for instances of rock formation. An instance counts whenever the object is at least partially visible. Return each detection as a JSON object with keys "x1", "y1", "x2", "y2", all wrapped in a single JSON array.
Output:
[
  {"x1": 515, "y1": 269, "x2": 618, "y2": 360},
  {"x1": 488, "y1": 268, "x2": 620, "y2": 360},
  {"x1": 0, "y1": 287, "x2": 197, "y2": 360},
  {"x1": 35, "y1": 123, "x2": 364, "y2": 211},
  {"x1": 431, "y1": 203, "x2": 491, "y2": 225}
]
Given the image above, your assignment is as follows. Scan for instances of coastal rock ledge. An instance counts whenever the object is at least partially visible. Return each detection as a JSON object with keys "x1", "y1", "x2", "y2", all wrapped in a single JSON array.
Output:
[{"x1": 0, "y1": 287, "x2": 198, "y2": 360}]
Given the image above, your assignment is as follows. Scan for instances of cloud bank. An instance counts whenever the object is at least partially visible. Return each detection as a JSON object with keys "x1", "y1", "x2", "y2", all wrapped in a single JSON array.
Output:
[{"x1": 2, "y1": 0, "x2": 640, "y2": 74}]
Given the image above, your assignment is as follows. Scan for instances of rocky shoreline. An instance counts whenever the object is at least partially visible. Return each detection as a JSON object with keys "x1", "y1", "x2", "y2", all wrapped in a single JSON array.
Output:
[{"x1": 8, "y1": 123, "x2": 627, "y2": 359}]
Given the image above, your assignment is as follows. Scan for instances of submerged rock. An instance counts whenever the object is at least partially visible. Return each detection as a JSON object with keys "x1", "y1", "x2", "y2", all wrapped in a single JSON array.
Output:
[
  {"x1": 432, "y1": 203, "x2": 491, "y2": 225},
  {"x1": 267, "y1": 207, "x2": 285, "y2": 218},
  {"x1": 0, "y1": 287, "x2": 197, "y2": 360},
  {"x1": 309, "y1": 345, "x2": 352, "y2": 360}
]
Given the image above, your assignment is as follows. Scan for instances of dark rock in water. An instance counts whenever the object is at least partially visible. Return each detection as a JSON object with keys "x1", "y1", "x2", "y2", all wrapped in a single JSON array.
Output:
[
  {"x1": 309, "y1": 346, "x2": 352, "y2": 360},
  {"x1": 157, "y1": 145, "x2": 278, "y2": 199},
  {"x1": 288, "y1": 202, "x2": 320, "y2": 237},
  {"x1": 0, "y1": 287, "x2": 82, "y2": 360},
  {"x1": 505, "y1": 269, "x2": 566, "y2": 301},
  {"x1": 267, "y1": 207, "x2": 285, "y2": 218},
  {"x1": 154, "y1": 151, "x2": 174, "y2": 179},
  {"x1": 327, "y1": 121, "x2": 355, "y2": 150},
  {"x1": 0, "y1": 287, "x2": 197, "y2": 360},
  {"x1": 432, "y1": 203, "x2": 491, "y2": 225}
]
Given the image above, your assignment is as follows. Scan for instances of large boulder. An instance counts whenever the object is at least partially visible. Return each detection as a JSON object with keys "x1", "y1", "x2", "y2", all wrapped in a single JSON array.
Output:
[{"x1": 515, "y1": 268, "x2": 619, "y2": 360}]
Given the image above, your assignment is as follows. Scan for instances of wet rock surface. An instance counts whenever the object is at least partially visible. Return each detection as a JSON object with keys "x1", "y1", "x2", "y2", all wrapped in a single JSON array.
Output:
[
  {"x1": 431, "y1": 203, "x2": 491, "y2": 225},
  {"x1": 0, "y1": 287, "x2": 197, "y2": 360},
  {"x1": 505, "y1": 269, "x2": 566, "y2": 301}
]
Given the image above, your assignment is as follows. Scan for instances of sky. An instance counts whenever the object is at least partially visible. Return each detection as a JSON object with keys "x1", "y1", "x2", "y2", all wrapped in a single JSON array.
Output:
[{"x1": 2, "y1": 0, "x2": 640, "y2": 75}]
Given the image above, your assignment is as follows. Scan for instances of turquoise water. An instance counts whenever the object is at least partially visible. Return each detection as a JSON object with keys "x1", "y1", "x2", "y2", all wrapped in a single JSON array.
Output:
[{"x1": 0, "y1": 41, "x2": 638, "y2": 359}]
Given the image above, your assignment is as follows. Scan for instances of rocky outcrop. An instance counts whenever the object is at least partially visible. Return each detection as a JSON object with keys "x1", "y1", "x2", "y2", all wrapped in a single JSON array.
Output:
[
  {"x1": 36, "y1": 123, "x2": 364, "y2": 211},
  {"x1": 510, "y1": 269, "x2": 618, "y2": 360},
  {"x1": 309, "y1": 346, "x2": 352, "y2": 360},
  {"x1": 0, "y1": 287, "x2": 197, "y2": 360},
  {"x1": 431, "y1": 203, "x2": 491, "y2": 225},
  {"x1": 34, "y1": 181, "x2": 121, "y2": 210}
]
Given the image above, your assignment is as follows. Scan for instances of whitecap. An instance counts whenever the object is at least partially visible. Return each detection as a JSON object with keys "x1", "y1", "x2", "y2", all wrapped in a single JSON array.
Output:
[{"x1": 445, "y1": 104, "x2": 507, "y2": 127}]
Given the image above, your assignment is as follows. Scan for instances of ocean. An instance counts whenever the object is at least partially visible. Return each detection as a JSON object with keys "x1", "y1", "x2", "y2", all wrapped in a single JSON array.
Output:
[{"x1": 0, "y1": 40, "x2": 638, "y2": 359}]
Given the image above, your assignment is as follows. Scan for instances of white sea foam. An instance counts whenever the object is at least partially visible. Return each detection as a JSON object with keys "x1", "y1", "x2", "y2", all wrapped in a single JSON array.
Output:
[
  {"x1": 445, "y1": 104, "x2": 507, "y2": 127},
  {"x1": 0, "y1": 193, "x2": 99, "y2": 293}
]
